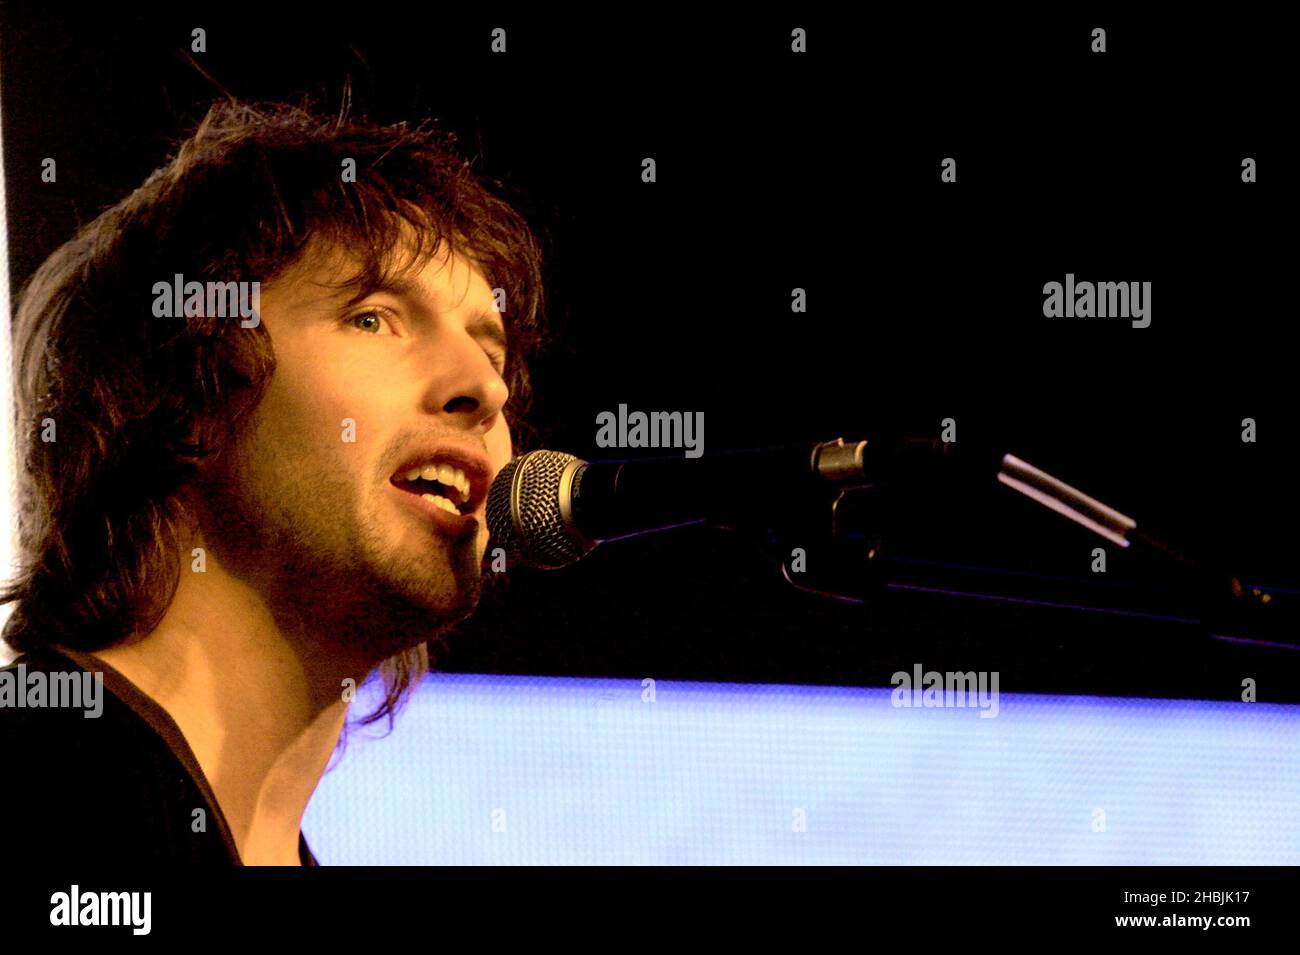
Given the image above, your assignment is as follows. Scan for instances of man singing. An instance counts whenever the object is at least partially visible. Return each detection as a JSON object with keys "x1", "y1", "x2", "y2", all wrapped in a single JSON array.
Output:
[{"x1": 0, "y1": 101, "x2": 546, "y2": 864}]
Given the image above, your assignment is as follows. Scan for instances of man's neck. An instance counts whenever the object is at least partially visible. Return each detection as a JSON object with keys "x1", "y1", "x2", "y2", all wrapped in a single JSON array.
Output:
[{"x1": 93, "y1": 553, "x2": 365, "y2": 866}]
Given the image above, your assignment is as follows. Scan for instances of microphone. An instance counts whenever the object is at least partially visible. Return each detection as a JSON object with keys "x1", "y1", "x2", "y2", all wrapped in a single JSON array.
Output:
[{"x1": 486, "y1": 438, "x2": 878, "y2": 569}]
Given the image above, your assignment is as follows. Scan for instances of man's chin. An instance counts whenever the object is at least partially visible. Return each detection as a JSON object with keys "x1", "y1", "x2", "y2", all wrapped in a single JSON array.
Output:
[
  {"x1": 322, "y1": 569, "x2": 482, "y2": 670},
  {"x1": 384, "y1": 548, "x2": 485, "y2": 624},
  {"x1": 411, "y1": 576, "x2": 482, "y2": 624}
]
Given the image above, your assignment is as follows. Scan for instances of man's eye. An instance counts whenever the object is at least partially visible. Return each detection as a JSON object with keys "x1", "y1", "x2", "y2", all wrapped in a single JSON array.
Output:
[
  {"x1": 346, "y1": 309, "x2": 391, "y2": 334},
  {"x1": 485, "y1": 349, "x2": 508, "y2": 374}
]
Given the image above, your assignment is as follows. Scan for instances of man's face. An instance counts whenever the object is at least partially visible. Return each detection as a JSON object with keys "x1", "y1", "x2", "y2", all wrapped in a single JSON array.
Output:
[{"x1": 200, "y1": 236, "x2": 513, "y2": 664}]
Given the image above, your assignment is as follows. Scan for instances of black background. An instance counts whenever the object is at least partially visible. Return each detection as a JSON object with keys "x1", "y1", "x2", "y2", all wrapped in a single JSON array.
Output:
[{"x1": 3, "y1": 8, "x2": 1296, "y2": 700}]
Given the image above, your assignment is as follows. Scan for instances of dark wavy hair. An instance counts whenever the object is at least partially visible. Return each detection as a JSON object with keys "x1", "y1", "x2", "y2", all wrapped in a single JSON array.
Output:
[{"x1": 1, "y1": 99, "x2": 546, "y2": 725}]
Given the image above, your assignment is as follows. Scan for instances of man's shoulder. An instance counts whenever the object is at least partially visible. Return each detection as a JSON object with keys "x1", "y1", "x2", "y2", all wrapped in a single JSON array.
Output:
[
  {"x1": 0, "y1": 647, "x2": 154, "y2": 752},
  {"x1": 0, "y1": 645, "x2": 180, "y2": 808},
  {"x1": 0, "y1": 646, "x2": 237, "y2": 864}
]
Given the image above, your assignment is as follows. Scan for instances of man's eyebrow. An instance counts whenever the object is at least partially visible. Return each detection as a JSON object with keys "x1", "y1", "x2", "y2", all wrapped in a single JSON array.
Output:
[
  {"x1": 339, "y1": 276, "x2": 416, "y2": 308},
  {"x1": 340, "y1": 277, "x2": 508, "y2": 349}
]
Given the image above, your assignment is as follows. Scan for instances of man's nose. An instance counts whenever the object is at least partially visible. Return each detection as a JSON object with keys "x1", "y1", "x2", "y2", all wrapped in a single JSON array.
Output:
[{"x1": 422, "y1": 330, "x2": 509, "y2": 432}]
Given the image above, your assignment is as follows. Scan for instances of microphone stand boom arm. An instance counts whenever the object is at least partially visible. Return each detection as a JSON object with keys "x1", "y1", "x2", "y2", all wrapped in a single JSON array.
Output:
[{"x1": 759, "y1": 437, "x2": 1299, "y2": 652}]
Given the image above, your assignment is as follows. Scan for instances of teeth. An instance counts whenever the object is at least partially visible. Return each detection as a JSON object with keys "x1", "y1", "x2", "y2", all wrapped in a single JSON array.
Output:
[
  {"x1": 420, "y1": 492, "x2": 461, "y2": 515},
  {"x1": 403, "y1": 461, "x2": 472, "y2": 504}
]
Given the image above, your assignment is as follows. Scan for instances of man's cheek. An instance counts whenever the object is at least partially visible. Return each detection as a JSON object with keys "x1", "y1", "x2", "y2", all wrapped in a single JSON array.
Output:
[{"x1": 488, "y1": 420, "x2": 513, "y2": 471}]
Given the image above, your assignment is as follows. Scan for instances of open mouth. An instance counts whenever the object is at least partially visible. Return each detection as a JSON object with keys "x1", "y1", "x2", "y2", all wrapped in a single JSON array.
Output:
[{"x1": 389, "y1": 460, "x2": 483, "y2": 517}]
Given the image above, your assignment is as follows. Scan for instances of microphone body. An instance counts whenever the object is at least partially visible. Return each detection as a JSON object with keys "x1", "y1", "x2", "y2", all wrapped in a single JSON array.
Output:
[{"x1": 487, "y1": 440, "x2": 875, "y2": 569}]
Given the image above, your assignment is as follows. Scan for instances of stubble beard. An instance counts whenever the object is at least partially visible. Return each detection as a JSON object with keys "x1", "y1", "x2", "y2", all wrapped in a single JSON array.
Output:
[{"x1": 194, "y1": 441, "x2": 484, "y2": 678}]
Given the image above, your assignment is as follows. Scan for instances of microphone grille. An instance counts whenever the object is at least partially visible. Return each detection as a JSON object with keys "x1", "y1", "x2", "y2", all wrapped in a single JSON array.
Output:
[{"x1": 486, "y1": 450, "x2": 595, "y2": 569}]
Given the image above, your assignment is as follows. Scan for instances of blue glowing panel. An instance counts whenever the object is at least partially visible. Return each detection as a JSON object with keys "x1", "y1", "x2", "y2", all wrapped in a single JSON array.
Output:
[{"x1": 303, "y1": 675, "x2": 1300, "y2": 864}]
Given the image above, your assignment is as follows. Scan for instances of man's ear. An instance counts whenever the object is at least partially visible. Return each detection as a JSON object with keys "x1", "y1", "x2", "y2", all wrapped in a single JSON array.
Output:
[{"x1": 171, "y1": 414, "x2": 226, "y2": 479}]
